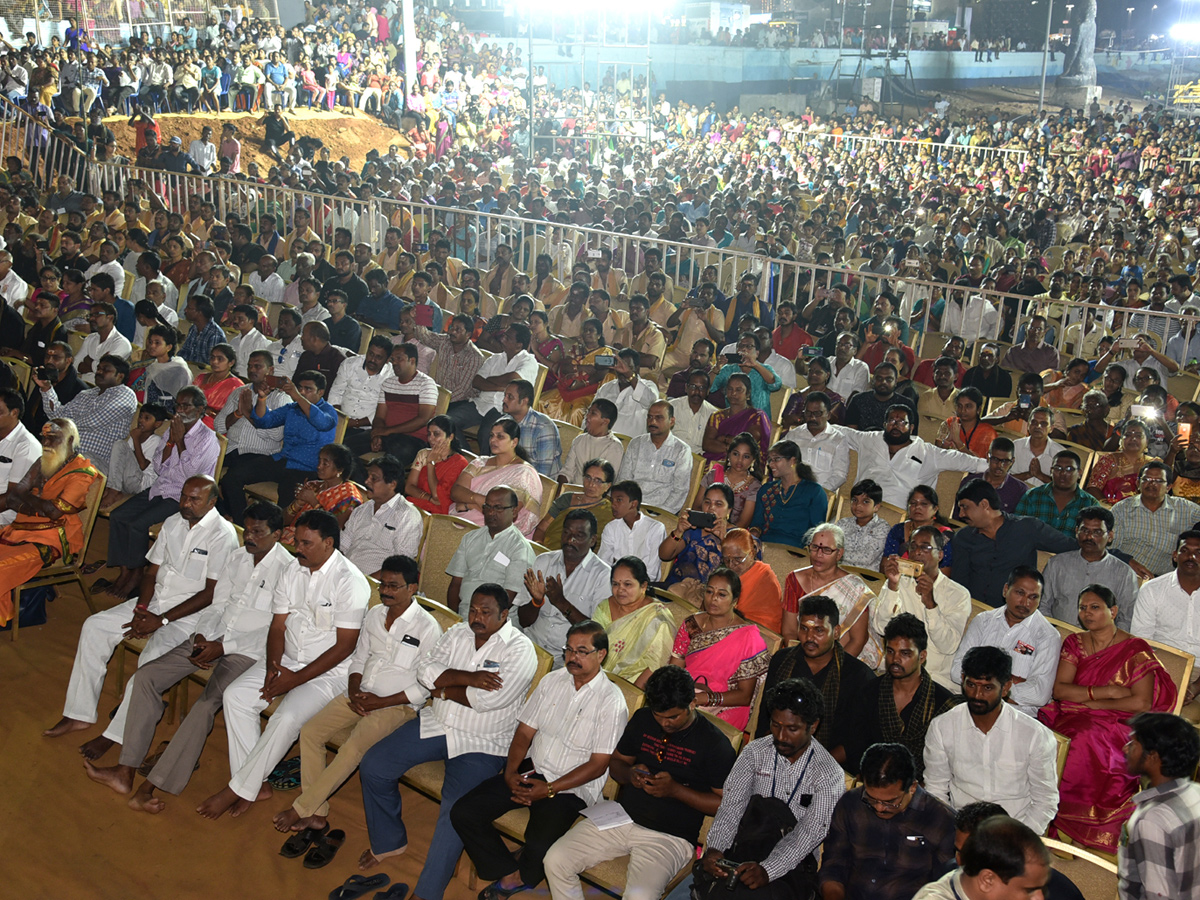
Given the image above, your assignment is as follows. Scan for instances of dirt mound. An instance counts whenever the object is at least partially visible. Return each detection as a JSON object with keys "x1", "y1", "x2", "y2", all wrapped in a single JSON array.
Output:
[{"x1": 105, "y1": 107, "x2": 407, "y2": 175}]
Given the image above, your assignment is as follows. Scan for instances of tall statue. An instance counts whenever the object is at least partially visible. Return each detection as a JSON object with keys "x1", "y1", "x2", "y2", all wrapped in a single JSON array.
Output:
[{"x1": 1059, "y1": 0, "x2": 1097, "y2": 83}]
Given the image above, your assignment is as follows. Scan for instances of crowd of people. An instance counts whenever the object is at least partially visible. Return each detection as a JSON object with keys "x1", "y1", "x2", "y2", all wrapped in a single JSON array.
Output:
[{"x1": 0, "y1": 2, "x2": 1199, "y2": 900}]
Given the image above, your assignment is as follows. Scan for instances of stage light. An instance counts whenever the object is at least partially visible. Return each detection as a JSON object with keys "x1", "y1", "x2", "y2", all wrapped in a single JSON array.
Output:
[{"x1": 1171, "y1": 21, "x2": 1200, "y2": 40}]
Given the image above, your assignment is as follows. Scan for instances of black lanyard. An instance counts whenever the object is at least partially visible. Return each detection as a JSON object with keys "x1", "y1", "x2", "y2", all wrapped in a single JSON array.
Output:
[{"x1": 771, "y1": 747, "x2": 814, "y2": 806}]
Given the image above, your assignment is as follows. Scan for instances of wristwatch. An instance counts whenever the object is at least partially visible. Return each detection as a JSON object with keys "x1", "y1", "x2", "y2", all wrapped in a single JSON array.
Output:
[
  {"x1": 545, "y1": 784, "x2": 557, "y2": 799},
  {"x1": 161, "y1": 615, "x2": 170, "y2": 628}
]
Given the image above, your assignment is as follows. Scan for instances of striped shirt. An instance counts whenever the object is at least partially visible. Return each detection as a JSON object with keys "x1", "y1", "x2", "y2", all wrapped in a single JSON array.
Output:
[
  {"x1": 215, "y1": 385, "x2": 289, "y2": 457},
  {"x1": 519, "y1": 667, "x2": 629, "y2": 805},
  {"x1": 417, "y1": 619, "x2": 538, "y2": 758},
  {"x1": 414, "y1": 325, "x2": 485, "y2": 403},
  {"x1": 149, "y1": 420, "x2": 221, "y2": 502},
  {"x1": 42, "y1": 383, "x2": 137, "y2": 475},
  {"x1": 341, "y1": 493, "x2": 424, "y2": 577},
  {"x1": 1111, "y1": 495, "x2": 1197, "y2": 577},
  {"x1": 514, "y1": 407, "x2": 561, "y2": 476},
  {"x1": 706, "y1": 736, "x2": 846, "y2": 882},
  {"x1": 377, "y1": 369, "x2": 438, "y2": 442}
]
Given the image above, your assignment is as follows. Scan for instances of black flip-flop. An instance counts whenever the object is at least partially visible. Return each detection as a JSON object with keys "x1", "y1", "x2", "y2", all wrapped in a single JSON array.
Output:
[
  {"x1": 329, "y1": 873, "x2": 390, "y2": 900},
  {"x1": 374, "y1": 885, "x2": 409, "y2": 900},
  {"x1": 304, "y1": 828, "x2": 347, "y2": 869},
  {"x1": 280, "y1": 822, "x2": 330, "y2": 858},
  {"x1": 479, "y1": 882, "x2": 530, "y2": 900}
]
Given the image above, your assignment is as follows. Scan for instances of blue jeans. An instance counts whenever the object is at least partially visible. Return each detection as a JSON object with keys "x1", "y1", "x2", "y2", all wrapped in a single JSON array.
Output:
[{"x1": 359, "y1": 719, "x2": 504, "y2": 900}]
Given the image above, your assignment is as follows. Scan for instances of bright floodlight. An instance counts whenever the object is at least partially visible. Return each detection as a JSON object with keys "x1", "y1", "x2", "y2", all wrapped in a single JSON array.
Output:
[{"x1": 1171, "y1": 22, "x2": 1200, "y2": 41}]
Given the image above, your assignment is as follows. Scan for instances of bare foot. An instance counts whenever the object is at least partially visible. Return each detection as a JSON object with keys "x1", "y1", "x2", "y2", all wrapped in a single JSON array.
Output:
[
  {"x1": 128, "y1": 781, "x2": 165, "y2": 814},
  {"x1": 83, "y1": 760, "x2": 135, "y2": 794},
  {"x1": 359, "y1": 845, "x2": 406, "y2": 870},
  {"x1": 196, "y1": 786, "x2": 241, "y2": 820},
  {"x1": 79, "y1": 735, "x2": 116, "y2": 760},
  {"x1": 43, "y1": 717, "x2": 91, "y2": 738},
  {"x1": 272, "y1": 807, "x2": 313, "y2": 833}
]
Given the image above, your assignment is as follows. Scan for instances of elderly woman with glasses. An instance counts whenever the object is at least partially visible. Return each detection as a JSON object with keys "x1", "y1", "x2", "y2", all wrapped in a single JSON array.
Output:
[
  {"x1": 532, "y1": 458, "x2": 614, "y2": 550},
  {"x1": 781, "y1": 523, "x2": 879, "y2": 666}
]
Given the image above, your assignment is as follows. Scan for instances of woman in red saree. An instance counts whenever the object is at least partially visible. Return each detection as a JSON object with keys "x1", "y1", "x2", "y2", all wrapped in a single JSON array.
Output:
[
  {"x1": 701, "y1": 373, "x2": 772, "y2": 462},
  {"x1": 669, "y1": 566, "x2": 769, "y2": 731},
  {"x1": 1038, "y1": 584, "x2": 1178, "y2": 853}
]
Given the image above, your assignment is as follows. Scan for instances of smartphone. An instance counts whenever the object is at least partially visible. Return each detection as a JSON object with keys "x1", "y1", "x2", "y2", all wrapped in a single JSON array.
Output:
[
  {"x1": 1180, "y1": 422, "x2": 1193, "y2": 443},
  {"x1": 594, "y1": 354, "x2": 616, "y2": 368},
  {"x1": 587, "y1": 248, "x2": 602, "y2": 258},
  {"x1": 904, "y1": 259, "x2": 919, "y2": 268},
  {"x1": 801, "y1": 345, "x2": 822, "y2": 359},
  {"x1": 1018, "y1": 394, "x2": 1032, "y2": 409},
  {"x1": 414, "y1": 303, "x2": 434, "y2": 328},
  {"x1": 689, "y1": 511, "x2": 717, "y2": 530},
  {"x1": 415, "y1": 242, "x2": 429, "y2": 253},
  {"x1": 723, "y1": 352, "x2": 742, "y2": 364},
  {"x1": 897, "y1": 558, "x2": 924, "y2": 579},
  {"x1": 36, "y1": 366, "x2": 55, "y2": 382},
  {"x1": 1131, "y1": 404, "x2": 1159, "y2": 419},
  {"x1": 1115, "y1": 337, "x2": 1139, "y2": 351},
  {"x1": 264, "y1": 375, "x2": 286, "y2": 390}
]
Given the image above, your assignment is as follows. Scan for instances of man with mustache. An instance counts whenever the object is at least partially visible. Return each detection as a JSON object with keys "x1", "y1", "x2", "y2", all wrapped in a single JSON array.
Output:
[
  {"x1": 925, "y1": 645, "x2": 1060, "y2": 835},
  {"x1": 843, "y1": 615, "x2": 957, "y2": 781},
  {"x1": 952, "y1": 566, "x2": 1062, "y2": 717},
  {"x1": 99, "y1": 385, "x2": 221, "y2": 601},
  {"x1": 272, "y1": 554, "x2": 441, "y2": 848},
  {"x1": 78, "y1": 501, "x2": 291, "y2": 811},
  {"x1": 687, "y1": 677, "x2": 844, "y2": 900},
  {"x1": 355, "y1": 583, "x2": 536, "y2": 900},
  {"x1": 1040, "y1": 506, "x2": 1139, "y2": 631},
  {"x1": 452, "y1": 620, "x2": 628, "y2": 899},
  {"x1": 0, "y1": 418, "x2": 100, "y2": 627},
  {"x1": 755, "y1": 596, "x2": 875, "y2": 767},
  {"x1": 197, "y1": 509, "x2": 369, "y2": 821},
  {"x1": 44, "y1": 475, "x2": 238, "y2": 755}
]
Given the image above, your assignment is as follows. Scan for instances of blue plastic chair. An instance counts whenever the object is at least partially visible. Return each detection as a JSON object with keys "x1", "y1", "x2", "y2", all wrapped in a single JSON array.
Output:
[{"x1": 218, "y1": 72, "x2": 232, "y2": 110}]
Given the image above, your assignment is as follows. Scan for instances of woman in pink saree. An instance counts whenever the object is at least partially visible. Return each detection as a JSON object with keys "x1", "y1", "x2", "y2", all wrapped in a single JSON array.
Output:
[
  {"x1": 450, "y1": 416, "x2": 544, "y2": 537},
  {"x1": 701, "y1": 373, "x2": 772, "y2": 462},
  {"x1": 670, "y1": 567, "x2": 770, "y2": 731},
  {"x1": 1038, "y1": 584, "x2": 1178, "y2": 853}
]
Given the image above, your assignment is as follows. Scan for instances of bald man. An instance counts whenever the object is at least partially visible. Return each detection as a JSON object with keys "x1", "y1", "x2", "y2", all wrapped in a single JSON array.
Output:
[
  {"x1": 720, "y1": 527, "x2": 783, "y2": 634},
  {"x1": 45, "y1": 476, "x2": 240, "y2": 764},
  {"x1": 295, "y1": 320, "x2": 347, "y2": 383}
]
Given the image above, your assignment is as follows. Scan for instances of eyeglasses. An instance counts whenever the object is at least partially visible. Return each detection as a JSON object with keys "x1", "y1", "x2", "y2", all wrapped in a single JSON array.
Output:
[
  {"x1": 1141, "y1": 477, "x2": 1168, "y2": 485},
  {"x1": 909, "y1": 543, "x2": 936, "y2": 553},
  {"x1": 481, "y1": 503, "x2": 517, "y2": 512},
  {"x1": 809, "y1": 545, "x2": 838, "y2": 556},
  {"x1": 561, "y1": 646, "x2": 601, "y2": 659},
  {"x1": 721, "y1": 554, "x2": 748, "y2": 565},
  {"x1": 582, "y1": 474, "x2": 608, "y2": 485},
  {"x1": 987, "y1": 456, "x2": 1014, "y2": 466},
  {"x1": 860, "y1": 791, "x2": 906, "y2": 812},
  {"x1": 1051, "y1": 464, "x2": 1077, "y2": 472}
]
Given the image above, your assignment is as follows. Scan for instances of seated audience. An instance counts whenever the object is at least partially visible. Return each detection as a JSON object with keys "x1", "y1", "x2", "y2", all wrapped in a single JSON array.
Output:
[
  {"x1": 451, "y1": 416, "x2": 544, "y2": 537},
  {"x1": 533, "y1": 458, "x2": 613, "y2": 550},
  {"x1": 834, "y1": 477, "x2": 891, "y2": 569},
  {"x1": 660, "y1": 483, "x2": 734, "y2": 605},
  {"x1": 444, "y1": 486, "x2": 537, "y2": 616},
  {"x1": 598, "y1": 481, "x2": 667, "y2": 582},
  {"x1": 748, "y1": 441, "x2": 827, "y2": 550}
]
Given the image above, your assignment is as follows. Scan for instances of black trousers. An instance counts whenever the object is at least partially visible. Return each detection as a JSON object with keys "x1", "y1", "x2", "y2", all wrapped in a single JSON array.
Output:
[
  {"x1": 217, "y1": 450, "x2": 274, "y2": 521},
  {"x1": 107, "y1": 491, "x2": 179, "y2": 568},
  {"x1": 450, "y1": 770, "x2": 587, "y2": 886}
]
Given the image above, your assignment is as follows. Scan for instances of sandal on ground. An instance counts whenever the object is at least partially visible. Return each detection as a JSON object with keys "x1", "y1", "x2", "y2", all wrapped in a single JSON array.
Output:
[
  {"x1": 329, "y1": 873, "x2": 390, "y2": 900},
  {"x1": 304, "y1": 829, "x2": 347, "y2": 869},
  {"x1": 478, "y1": 882, "x2": 530, "y2": 900},
  {"x1": 280, "y1": 822, "x2": 330, "y2": 859}
]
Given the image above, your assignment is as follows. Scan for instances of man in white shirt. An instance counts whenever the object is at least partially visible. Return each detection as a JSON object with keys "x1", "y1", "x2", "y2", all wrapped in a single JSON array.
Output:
[
  {"x1": 599, "y1": 480, "x2": 667, "y2": 581},
  {"x1": 188, "y1": 125, "x2": 218, "y2": 176},
  {"x1": 248, "y1": 254, "x2": 285, "y2": 305},
  {"x1": 267, "y1": 307, "x2": 305, "y2": 379},
  {"x1": 512, "y1": 509, "x2": 611, "y2": 667},
  {"x1": 594, "y1": 349, "x2": 659, "y2": 437},
  {"x1": 341, "y1": 455, "x2": 423, "y2": 578},
  {"x1": 843, "y1": 406, "x2": 987, "y2": 507},
  {"x1": 273, "y1": 554, "x2": 441, "y2": 836},
  {"x1": 452, "y1": 620, "x2": 628, "y2": 896},
  {"x1": 828, "y1": 331, "x2": 870, "y2": 399},
  {"x1": 445, "y1": 487, "x2": 537, "y2": 616},
  {"x1": 76, "y1": 302, "x2": 133, "y2": 386},
  {"x1": 0, "y1": 250, "x2": 29, "y2": 306},
  {"x1": 450, "y1": 323, "x2": 538, "y2": 452},
  {"x1": 924, "y1": 644, "x2": 1060, "y2": 834},
  {"x1": 616, "y1": 401, "x2": 694, "y2": 514},
  {"x1": 328, "y1": 336, "x2": 392, "y2": 453},
  {"x1": 785, "y1": 390, "x2": 849, "y2": 492},
  {"x1": 951, "y1": 566, "x2": 1061, "y2": 716},
  {"x1": 942, "y1": 292, "x2": 999, "y2": 342},
  {"x1": 355, "y1": 584, "x2": 537, "y2": 896},
  {"x1": 1131, "y1": 530, "x2": 1200, "y2": 720},
  {"x1": 226, "y1": 304, "x2": 273, "y2": 378},
  {"x1": 197, "y1": 509, "x2": 369, "y2": 819},
  {"x1": 873, "y1": 525, "x2": 971, "y2": 690},
  {"x1": 557, "y1": 398, "x2": 625, "y2": 483},
  {"x1": 81, "y1": 501, "x2": 291, "y2": 808},
  {"x1": 128, "y1": 251, "x2": 179, "y2": 309},
  {"x1": 756, "y1": 326, "x2": 797, "y2": 390},
  {"x1": 83, "y1": 241, "x2": 127, "y2": 298},
  {"x1": 0, "y1": 389, "x2": 42, "y2": 527},
  {"x1": 44, "y1": 477, "x2": 239, "y2": 749},
  {"x1": 669, "y1": 369, "x2": 718, "y2": 454}
]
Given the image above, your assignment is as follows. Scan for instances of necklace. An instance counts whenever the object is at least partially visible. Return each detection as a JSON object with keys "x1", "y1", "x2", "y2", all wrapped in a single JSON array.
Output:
[
  {"x1": 1087, "y1": 628, "x2": 1118, "y2": 656},
  {"x1": 779, "y1": 480, "x2": 799, "y2": 503}
]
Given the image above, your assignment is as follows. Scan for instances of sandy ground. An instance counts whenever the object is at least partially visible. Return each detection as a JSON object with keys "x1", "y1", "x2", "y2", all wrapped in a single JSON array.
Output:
[{"x1": 103, "y1": 106, "x2": 408, "y2": 174}]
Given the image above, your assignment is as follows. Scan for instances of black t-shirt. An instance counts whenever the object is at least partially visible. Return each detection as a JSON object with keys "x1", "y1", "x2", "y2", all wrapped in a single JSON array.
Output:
[
  {"x1": 320, "y1": 273, "x2": 369, "y2": 315},
  {"x1": 231, "y1": 241, "x2": 266, "y2": 270},
  {"x1": 961, "y1": 365, "x2": 1013, "y2": 399},
  {"x1": 755, "y1": 646, "x2": 876, "y2": 752},
  {"x1": 615, "y1": 707, "x2": 736, "y2": 843},
  {"x1": 843, "y1": 390, "x2": 917, "y2": 431}
]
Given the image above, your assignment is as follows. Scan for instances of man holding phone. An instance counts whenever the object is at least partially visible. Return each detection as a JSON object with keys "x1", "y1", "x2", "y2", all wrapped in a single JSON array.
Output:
[{"x1": 452, "y1": 620, "x2": 628, "y2": 898}]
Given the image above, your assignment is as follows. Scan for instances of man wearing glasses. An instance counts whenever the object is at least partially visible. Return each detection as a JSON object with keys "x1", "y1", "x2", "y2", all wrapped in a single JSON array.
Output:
[
  {"x1": 818, "y1": 743, "x2": 956, "y2": 900},
  {"x1": 1111, "y1": 460, "x2": 1198, "y2": 580},
  {"x1": 958, "y1": 437, "x2": 1026, "y2": 513},
  {"x1": 1014, "y1": 448, "x2": 1093, "y2": 537},
  {"x1": 452, "y1": 620, "x2": 628, "y2": 900},
  {"x1": 511, "y1": 509, "x2": 611, "y2": 669},
  {"x1": 1040, "y1": 507, "x2": 1140, "y2": 631}
]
